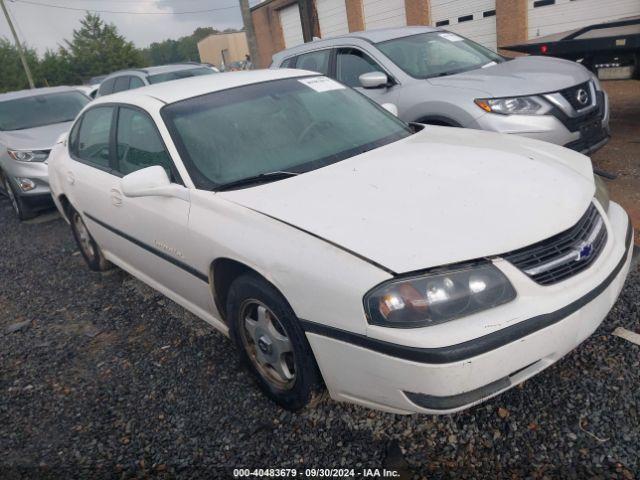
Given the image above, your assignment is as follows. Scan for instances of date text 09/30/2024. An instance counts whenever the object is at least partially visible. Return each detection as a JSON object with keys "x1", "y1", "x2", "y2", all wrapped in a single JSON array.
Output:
[{"x1": 233, "y1": 468, "x2": 401, "y2": 478}]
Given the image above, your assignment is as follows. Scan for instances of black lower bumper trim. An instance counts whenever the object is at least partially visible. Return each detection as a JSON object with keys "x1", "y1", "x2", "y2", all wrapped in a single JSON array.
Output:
[
  {"x1": 20, "y1": 192, "x2": 54, "y2": 211},
  {"x1": 405, "y1": 377, "x2": 510, "y2": 410},
  {"x1": 404, "y1": 360, "x2": 541, "y2": 410},
  {"x1": 564, "y1": 133, "x2": 610, "y2": 155},
  {"x1": 301, "y1": 218, "x2": 633, "y2": 365}
]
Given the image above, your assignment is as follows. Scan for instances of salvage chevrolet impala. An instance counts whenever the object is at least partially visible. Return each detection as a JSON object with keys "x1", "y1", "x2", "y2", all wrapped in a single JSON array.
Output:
[{"x1": 47, "y1": 70, "x2": 634, "y2": 413}]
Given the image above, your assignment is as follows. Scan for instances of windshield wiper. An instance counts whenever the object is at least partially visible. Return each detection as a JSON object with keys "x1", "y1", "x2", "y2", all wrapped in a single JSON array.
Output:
[{"x1": 214, "y1": 171, "x2": 299, "y2": 191}]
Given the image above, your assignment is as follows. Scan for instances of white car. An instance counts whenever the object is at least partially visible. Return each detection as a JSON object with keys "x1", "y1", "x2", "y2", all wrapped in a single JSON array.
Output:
[{"x1": 47, "y1": 70, "x2": 634, "y2": 414}]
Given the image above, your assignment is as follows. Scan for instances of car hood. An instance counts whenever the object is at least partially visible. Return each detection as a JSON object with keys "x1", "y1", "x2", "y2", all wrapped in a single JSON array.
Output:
[
  {"x1": 428, "y1": 56, "x2": 592, "y2": 97},
  {"x1": 0, "y1": 121, "x2": 74, "y2": 151},
  {"x1": 220, "y1": 127, "x2": 595, "y2": 274}
]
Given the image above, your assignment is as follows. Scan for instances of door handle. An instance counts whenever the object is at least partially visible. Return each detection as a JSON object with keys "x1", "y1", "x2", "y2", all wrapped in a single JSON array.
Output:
[
  {"x1": 110, "y1": 188, "x2": 123, "y2": 207},
  {"x1": 66, "y1": 171, "x2": 75, "y2": 185}
]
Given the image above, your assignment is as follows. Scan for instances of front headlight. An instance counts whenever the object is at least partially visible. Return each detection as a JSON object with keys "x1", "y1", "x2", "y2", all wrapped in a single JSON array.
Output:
[
  {"x1": 364, "y1": 262, "x2": 517, "y2": 328},
  {"x1": 474, "y1": 96, "x2": 552, "y2": 115},
  {"x1": 7, "y1": 149, "x2": 49, "y2": 162}
]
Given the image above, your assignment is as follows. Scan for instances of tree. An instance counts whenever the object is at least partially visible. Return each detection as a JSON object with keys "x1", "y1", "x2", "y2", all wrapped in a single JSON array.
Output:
[
  {"x1": 36, "y1": 50, "x2": 73, "y2": 87},
  {"x1": 0, "y1": 38, "x2": 39, "y2": 93},
  {"x1": 62, "y1": 12, "x2": 144, "y2": 83}
]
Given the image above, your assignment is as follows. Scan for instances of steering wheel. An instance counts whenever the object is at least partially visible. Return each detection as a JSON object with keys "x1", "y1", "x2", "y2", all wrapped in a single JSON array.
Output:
[{"x1": 297, "y1": 120, "x2": 332, "y2": 144}]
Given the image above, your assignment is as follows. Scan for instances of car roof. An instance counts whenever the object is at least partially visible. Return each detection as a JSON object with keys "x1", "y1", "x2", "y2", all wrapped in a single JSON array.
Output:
[
  {"x1": 0, "y1": 85, "x2": 82, "y2": 103},
  {"x1": 90, "y1": 68, "x2": 317, "y2": 107},
  {"x1": 103, "y1": 63, "x2": 209, "y2": 80},
  {"x1": 272, "y1": 26, "x2": 438, "y2": 60}
]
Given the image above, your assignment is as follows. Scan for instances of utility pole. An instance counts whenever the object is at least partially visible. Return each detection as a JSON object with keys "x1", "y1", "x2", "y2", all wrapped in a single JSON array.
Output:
[
  {"x1": 0, "y1": 0, "x2": 34, "y2": 88},
  {"x1": 239, "y1": 0, "x2": 260, "y2": 68}
]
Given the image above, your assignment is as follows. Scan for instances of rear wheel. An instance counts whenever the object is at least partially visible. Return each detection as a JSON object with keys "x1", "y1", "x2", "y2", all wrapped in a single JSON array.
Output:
[
  {"x1": 2, "y1": 175, "x2": 34, "y2": 221},
  {"x1": 68, "y1": 207, "x2": 111, "y2": 271},
  {"x1": 227, "y1": 274, "x2": 325, "y2": 411}
]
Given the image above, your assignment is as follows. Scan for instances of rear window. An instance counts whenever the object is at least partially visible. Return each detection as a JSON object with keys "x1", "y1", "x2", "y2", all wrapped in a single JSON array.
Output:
[
  {"x1": 0, "y1": 91, "x2": 89, "y2": 131},
  {"x1": 148, "y1": 67, "x2": 215, "y2": 84}
]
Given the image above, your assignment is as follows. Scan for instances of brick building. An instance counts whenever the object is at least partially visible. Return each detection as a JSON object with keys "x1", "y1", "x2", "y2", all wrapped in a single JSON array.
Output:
[{"x1": 250, "y1": 0, "x2": 640, "y2": 67}]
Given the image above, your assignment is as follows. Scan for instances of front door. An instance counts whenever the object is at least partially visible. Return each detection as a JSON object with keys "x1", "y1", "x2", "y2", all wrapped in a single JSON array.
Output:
[
  {"x1": 107, "y1": 106, "x2": 211, "y2": 313},
  {"x1": 334, "y1": 47, "x2": 400, "y2": 107}
]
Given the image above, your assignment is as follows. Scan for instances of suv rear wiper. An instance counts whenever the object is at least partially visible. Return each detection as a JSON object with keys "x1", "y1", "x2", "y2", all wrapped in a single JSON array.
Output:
[{"x1": 214, "y1": 171, "x2": 299, "y2": 191}]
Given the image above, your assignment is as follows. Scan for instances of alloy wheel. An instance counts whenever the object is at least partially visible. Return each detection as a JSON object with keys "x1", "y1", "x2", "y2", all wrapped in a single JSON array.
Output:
[
  {"x1": 239, "y1": 299, "x2": 297, "y2": 390},
  {"x1": 73, "y1": 213, "x2": 95, "y2": 258},
  {"x1": 4, "y1": 178, "x2": 19, "y2": 215}
]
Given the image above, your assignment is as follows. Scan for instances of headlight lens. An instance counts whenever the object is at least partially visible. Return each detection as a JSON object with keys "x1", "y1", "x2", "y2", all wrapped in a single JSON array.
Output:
[
  {"x1": 7, "y1": 149, "x2": 49, "y2": 162},
  {"x1": 364, "y1": 263, "x2": 516, "y2": 328},
  {"x1": 475, "y1": 96, "x2": 551, "y2": 115},
  {"x1": 594, "y1": 174, "x2": 610, "y2": 212}
]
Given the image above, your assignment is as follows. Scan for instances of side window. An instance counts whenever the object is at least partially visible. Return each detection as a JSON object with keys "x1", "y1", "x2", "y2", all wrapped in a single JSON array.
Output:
[
  {"x1": 75, "y1": 107, "x2": 113, "y2": 169},
  {"x1": 68, "y1": 119, "x2": 82, "y2": 155},
  {"x1": 281, "y1": 57, "x2": 296, "y2": 68},
  {"x1": 113, "y1": 76, "x2": 130, "y2": 93},
  {"x1": 98, "y1": 78, "x2": 115, "y2": 96},
  {"x1": 294, "y1": 50, "x2": 331, "y2": 75},
  {"x1": 115, "y1": 107, "x2": 174, "y2": 179},
  {"x1": 129, "y1": 76, "x2": 145, "y2": 89},
  {"x1": 336, "y1": 48, "x2": 383, "y2": 87}
]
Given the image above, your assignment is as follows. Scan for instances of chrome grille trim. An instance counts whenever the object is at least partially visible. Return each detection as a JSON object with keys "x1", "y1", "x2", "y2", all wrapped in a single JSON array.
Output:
[{"x1": 503, "y1": 203, "x2": 608, "y2": 285}]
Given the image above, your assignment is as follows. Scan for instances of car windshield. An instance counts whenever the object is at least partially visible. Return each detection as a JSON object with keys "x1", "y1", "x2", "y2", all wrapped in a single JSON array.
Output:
[
  {"x1": 0, "y1": 91, "x2": 89, "y2": 131},
  {"x1": 148, "y1": 67, "x2": 215, "y2": 84},
  {"x1": 377, "y1": 32, "x2": 504, "y2": 79},
  {"x1": 162, "y1": 76, "x2": 412, "y2": 189}
]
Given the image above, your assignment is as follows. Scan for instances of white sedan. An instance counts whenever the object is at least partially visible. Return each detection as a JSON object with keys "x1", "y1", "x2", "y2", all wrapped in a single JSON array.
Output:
[{"x1": 47, "y1": 69, "x2": 634, "y2": 414}]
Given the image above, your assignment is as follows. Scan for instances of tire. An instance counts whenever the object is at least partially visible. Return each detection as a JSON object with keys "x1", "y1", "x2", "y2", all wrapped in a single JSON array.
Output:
[
  {"x1": 68, "y1": 206, "x2": 111, "y2": 272},
  {"x1": 2, "y1": 175, "x2": 35, "y2": 221},
  {"x1": 227, "y1": 273, "x2": 325, "y2": 411}
]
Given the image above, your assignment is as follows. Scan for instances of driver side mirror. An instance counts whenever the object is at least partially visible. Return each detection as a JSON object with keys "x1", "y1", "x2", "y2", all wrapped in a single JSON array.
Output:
[
  {"x1": 359, "y1": 71, "x2": 391, "y2": 89},
  {"x1": 121, "y1": 165, "x2": 188, "y2": 201}
]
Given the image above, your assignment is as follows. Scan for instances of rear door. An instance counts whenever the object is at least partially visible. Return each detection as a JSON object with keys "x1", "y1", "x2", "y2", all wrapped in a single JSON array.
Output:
[{"x1": 66, "y1": 105, "x2": 124, "y2": 254}]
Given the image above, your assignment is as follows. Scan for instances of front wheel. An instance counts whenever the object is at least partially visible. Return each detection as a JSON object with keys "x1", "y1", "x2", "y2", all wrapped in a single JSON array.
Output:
[
  {"x1": 2, "y1": 175, "x2": 34, "y2": 221},
  {"x1": 68, "y1": 207, "x2": 111, "y2": 272},
  {"x1": 227, "y1": 274, "x2": 325, "y2": 411}
]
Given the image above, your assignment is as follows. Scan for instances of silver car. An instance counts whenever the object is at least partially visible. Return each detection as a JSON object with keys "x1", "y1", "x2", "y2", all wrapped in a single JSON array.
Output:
[
  {"x1": 271, "y1": 27, "x2": 610, "y2": 155},
  {"x1": 0, "y1": 86, "x2": 89, "y2": 220},
  {"x1": 97, "y1": 63, "x2": 217, "y2": 97}
]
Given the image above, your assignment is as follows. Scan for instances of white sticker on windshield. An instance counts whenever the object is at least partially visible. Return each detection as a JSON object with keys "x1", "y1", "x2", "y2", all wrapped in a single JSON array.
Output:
[
  {"x1": 439, "y1": 32, "x2": 464, "y2": 42},
  {"x1": 298, "y1": 76, "x2": 346, "y2": 92}
]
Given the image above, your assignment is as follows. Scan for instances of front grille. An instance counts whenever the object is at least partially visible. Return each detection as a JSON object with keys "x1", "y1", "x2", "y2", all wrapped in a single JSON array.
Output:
[
  {"x1": 503, "y1": 204, "x2": 607, "y2": 285},
  {"x1": 559, "y1": 81, "x2": 593, "y2": 111}
]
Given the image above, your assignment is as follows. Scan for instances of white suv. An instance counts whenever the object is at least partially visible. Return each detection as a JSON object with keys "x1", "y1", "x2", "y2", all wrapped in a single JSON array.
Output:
[{"x1": 48, "y1": 70, "x2": 633, "y2": 413}]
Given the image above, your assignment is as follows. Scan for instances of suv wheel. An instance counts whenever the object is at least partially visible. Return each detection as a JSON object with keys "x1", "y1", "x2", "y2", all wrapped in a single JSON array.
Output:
[
  {"x1": 68, "y1": 207, "x2": 111, "y2": 271},
  {"x1": 227, "y1": 274, "x2": 325, "y2": 411}
]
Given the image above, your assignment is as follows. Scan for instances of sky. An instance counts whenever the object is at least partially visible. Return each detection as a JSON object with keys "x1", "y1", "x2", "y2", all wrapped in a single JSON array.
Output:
[{"x1": 0, "y1": 0, "x2": 260, "y2": 54}]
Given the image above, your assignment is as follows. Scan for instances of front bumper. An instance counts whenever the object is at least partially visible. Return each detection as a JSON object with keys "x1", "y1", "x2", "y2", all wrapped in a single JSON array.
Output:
[
  {"x1": 470, "y1": 90, "x2": 610, "y2": 155},
  {"x1": 304, "y1": 202, "x2": 633, "y2": 414},
  {"x1": 1, "y1": 158, "x2": 51, "y2": 198}
]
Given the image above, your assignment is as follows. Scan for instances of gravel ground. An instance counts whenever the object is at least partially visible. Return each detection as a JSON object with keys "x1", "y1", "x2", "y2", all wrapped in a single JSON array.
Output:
[{"x1": 0, "y1": 202, "x2": 639, "y2": 480}]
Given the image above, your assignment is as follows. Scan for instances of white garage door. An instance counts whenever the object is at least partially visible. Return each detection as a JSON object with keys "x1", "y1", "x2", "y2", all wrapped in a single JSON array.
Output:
[
  {"x1": 363, "y1": 0, "x2": 406, "y2": 30},
  {"x1": 317, "y1": 0, "x2": 349, "y2": 38},
  {"x1": 279, "y1": 4, "x2": 304, "y2": 48},
  {"x1": 529, "y1": 0, "x2": 640, "y2": 39},
  {"x1": 431, "y1": 0, "x2": 497, "y2": 51}
]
